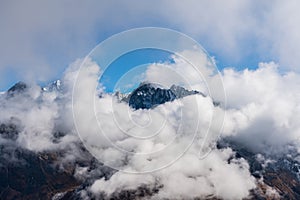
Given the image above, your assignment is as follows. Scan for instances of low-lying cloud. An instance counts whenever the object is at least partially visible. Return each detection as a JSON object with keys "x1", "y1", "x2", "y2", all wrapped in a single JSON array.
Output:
[{"x1": 0, "y1": 53, "x2": 299, "y2": 199}]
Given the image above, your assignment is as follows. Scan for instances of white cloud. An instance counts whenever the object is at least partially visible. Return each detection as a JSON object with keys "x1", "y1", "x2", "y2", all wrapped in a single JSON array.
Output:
[
  {"x1": 144, "y1": 50, "x2": 215, "y2": 93},
  {"x1": 222, "y1": 62, "x2": 300, "y2": 153},
  {"x1": 69, "y1": 56, "x2": 253, "y2": 199},
  {"x1": 81, "y1": 58, "x2": 300, "y2": 198},
  {"x1": 90, "y1": 148, "x2": 255, "y2": 199},
  {"x1": 2, "y1": 0, "x2": 300, "y2": 89},
  {"x1": 1, "y1": 51, "x2": 300, "y2": 199}
]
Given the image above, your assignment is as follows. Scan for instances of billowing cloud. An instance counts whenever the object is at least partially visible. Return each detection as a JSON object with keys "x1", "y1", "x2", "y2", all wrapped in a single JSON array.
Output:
[
  {"x1": 222, "y1": 62, "x2": 300, "y2": 153},
  {"x1": 1, "y1": 52, "x2": 299, "y2": 199}
]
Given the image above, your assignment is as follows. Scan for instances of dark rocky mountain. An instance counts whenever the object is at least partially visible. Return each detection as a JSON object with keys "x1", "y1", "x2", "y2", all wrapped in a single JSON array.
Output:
[
  {"x1": 0, "y1": 81, "x2": 300, "y2": 199},
  {"x1": 125, "y1": 82, "x2": 201, "y2": 109},
  {"x1": 6, "y1": 82, "x2": 28, "y2": 97},
  {"x1": 0, "y1": 121, "x2": 113, "y2": 200}
]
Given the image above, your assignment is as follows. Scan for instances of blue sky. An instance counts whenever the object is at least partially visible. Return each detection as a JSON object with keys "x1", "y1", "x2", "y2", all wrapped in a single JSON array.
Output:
[
  {"x1": 99, "y1": 48, "x2": 173, "y2": 93},
  {"x1": 0, "y1": 1, "x2": 299, "y2": 90},
  {"x1": 99, "y1": 43, "x2": 262, "y2": 93}
]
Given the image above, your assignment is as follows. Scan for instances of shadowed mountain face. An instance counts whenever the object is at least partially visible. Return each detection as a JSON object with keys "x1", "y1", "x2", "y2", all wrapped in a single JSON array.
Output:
[
  {"x1": 0, "y1": 120, "x2": 81, "y2": 200},
  {"x1": 0, "y1": 81, "x2": 300, "y2": 199},
  {"x1": 126, "y1": 83, "x2": 201, "y2": 109},
  {"x1": 0, "y1": 122, "x2": 113, "y2": 200},
  {"x1": 6, "y1": 82, "x2": 27, "y2": 97},
  {"x1": 0, "y1": 149, "x2": 80, "y2": 200}
]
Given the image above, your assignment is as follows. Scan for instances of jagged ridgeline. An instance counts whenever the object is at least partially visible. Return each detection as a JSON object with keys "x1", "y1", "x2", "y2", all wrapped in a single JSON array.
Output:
[{"x1": 119, "y1": 82, "x2": 203, "y2": 109}]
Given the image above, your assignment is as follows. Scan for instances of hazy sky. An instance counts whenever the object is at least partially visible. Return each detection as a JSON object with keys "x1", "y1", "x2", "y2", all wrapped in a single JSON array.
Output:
[{"x1": 1, "y1": 0, "x2": 300, "y2": 90}]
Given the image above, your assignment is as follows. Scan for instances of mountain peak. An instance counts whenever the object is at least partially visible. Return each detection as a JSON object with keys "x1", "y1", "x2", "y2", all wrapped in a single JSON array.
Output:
[
  {"x1": 123, "y1": 83, "x2": 201, "y2": 109},
  {"x1": 42, "y1": 80, "x2": 62, "y2": 92},
  {"x1": 7, "y1": 81, "x2": 28, "y2": 97}
]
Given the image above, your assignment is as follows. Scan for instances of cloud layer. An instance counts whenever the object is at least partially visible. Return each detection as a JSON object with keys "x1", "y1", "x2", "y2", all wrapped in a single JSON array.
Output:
[
  {"x1": 1, "y1": 52, "x2": 299, "y2": 199},
  {"x1": 1, "y1": 0, "x2": 300, "y2": 89}
]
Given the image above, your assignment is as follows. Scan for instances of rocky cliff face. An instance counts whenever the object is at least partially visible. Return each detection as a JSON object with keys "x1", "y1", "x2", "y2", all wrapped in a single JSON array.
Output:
[{"x1": 126, "y1": 82, "x2": 201, "y2": 109}]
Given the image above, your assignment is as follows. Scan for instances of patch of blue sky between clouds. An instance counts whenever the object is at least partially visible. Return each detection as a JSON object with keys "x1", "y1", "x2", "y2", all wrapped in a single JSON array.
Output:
[
  {"x1": 99, "y1": 48, "x2": 174, "y2": 93},
  {"x1": 89, "y1": 28, "x2": 212, "y2": 94}
]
